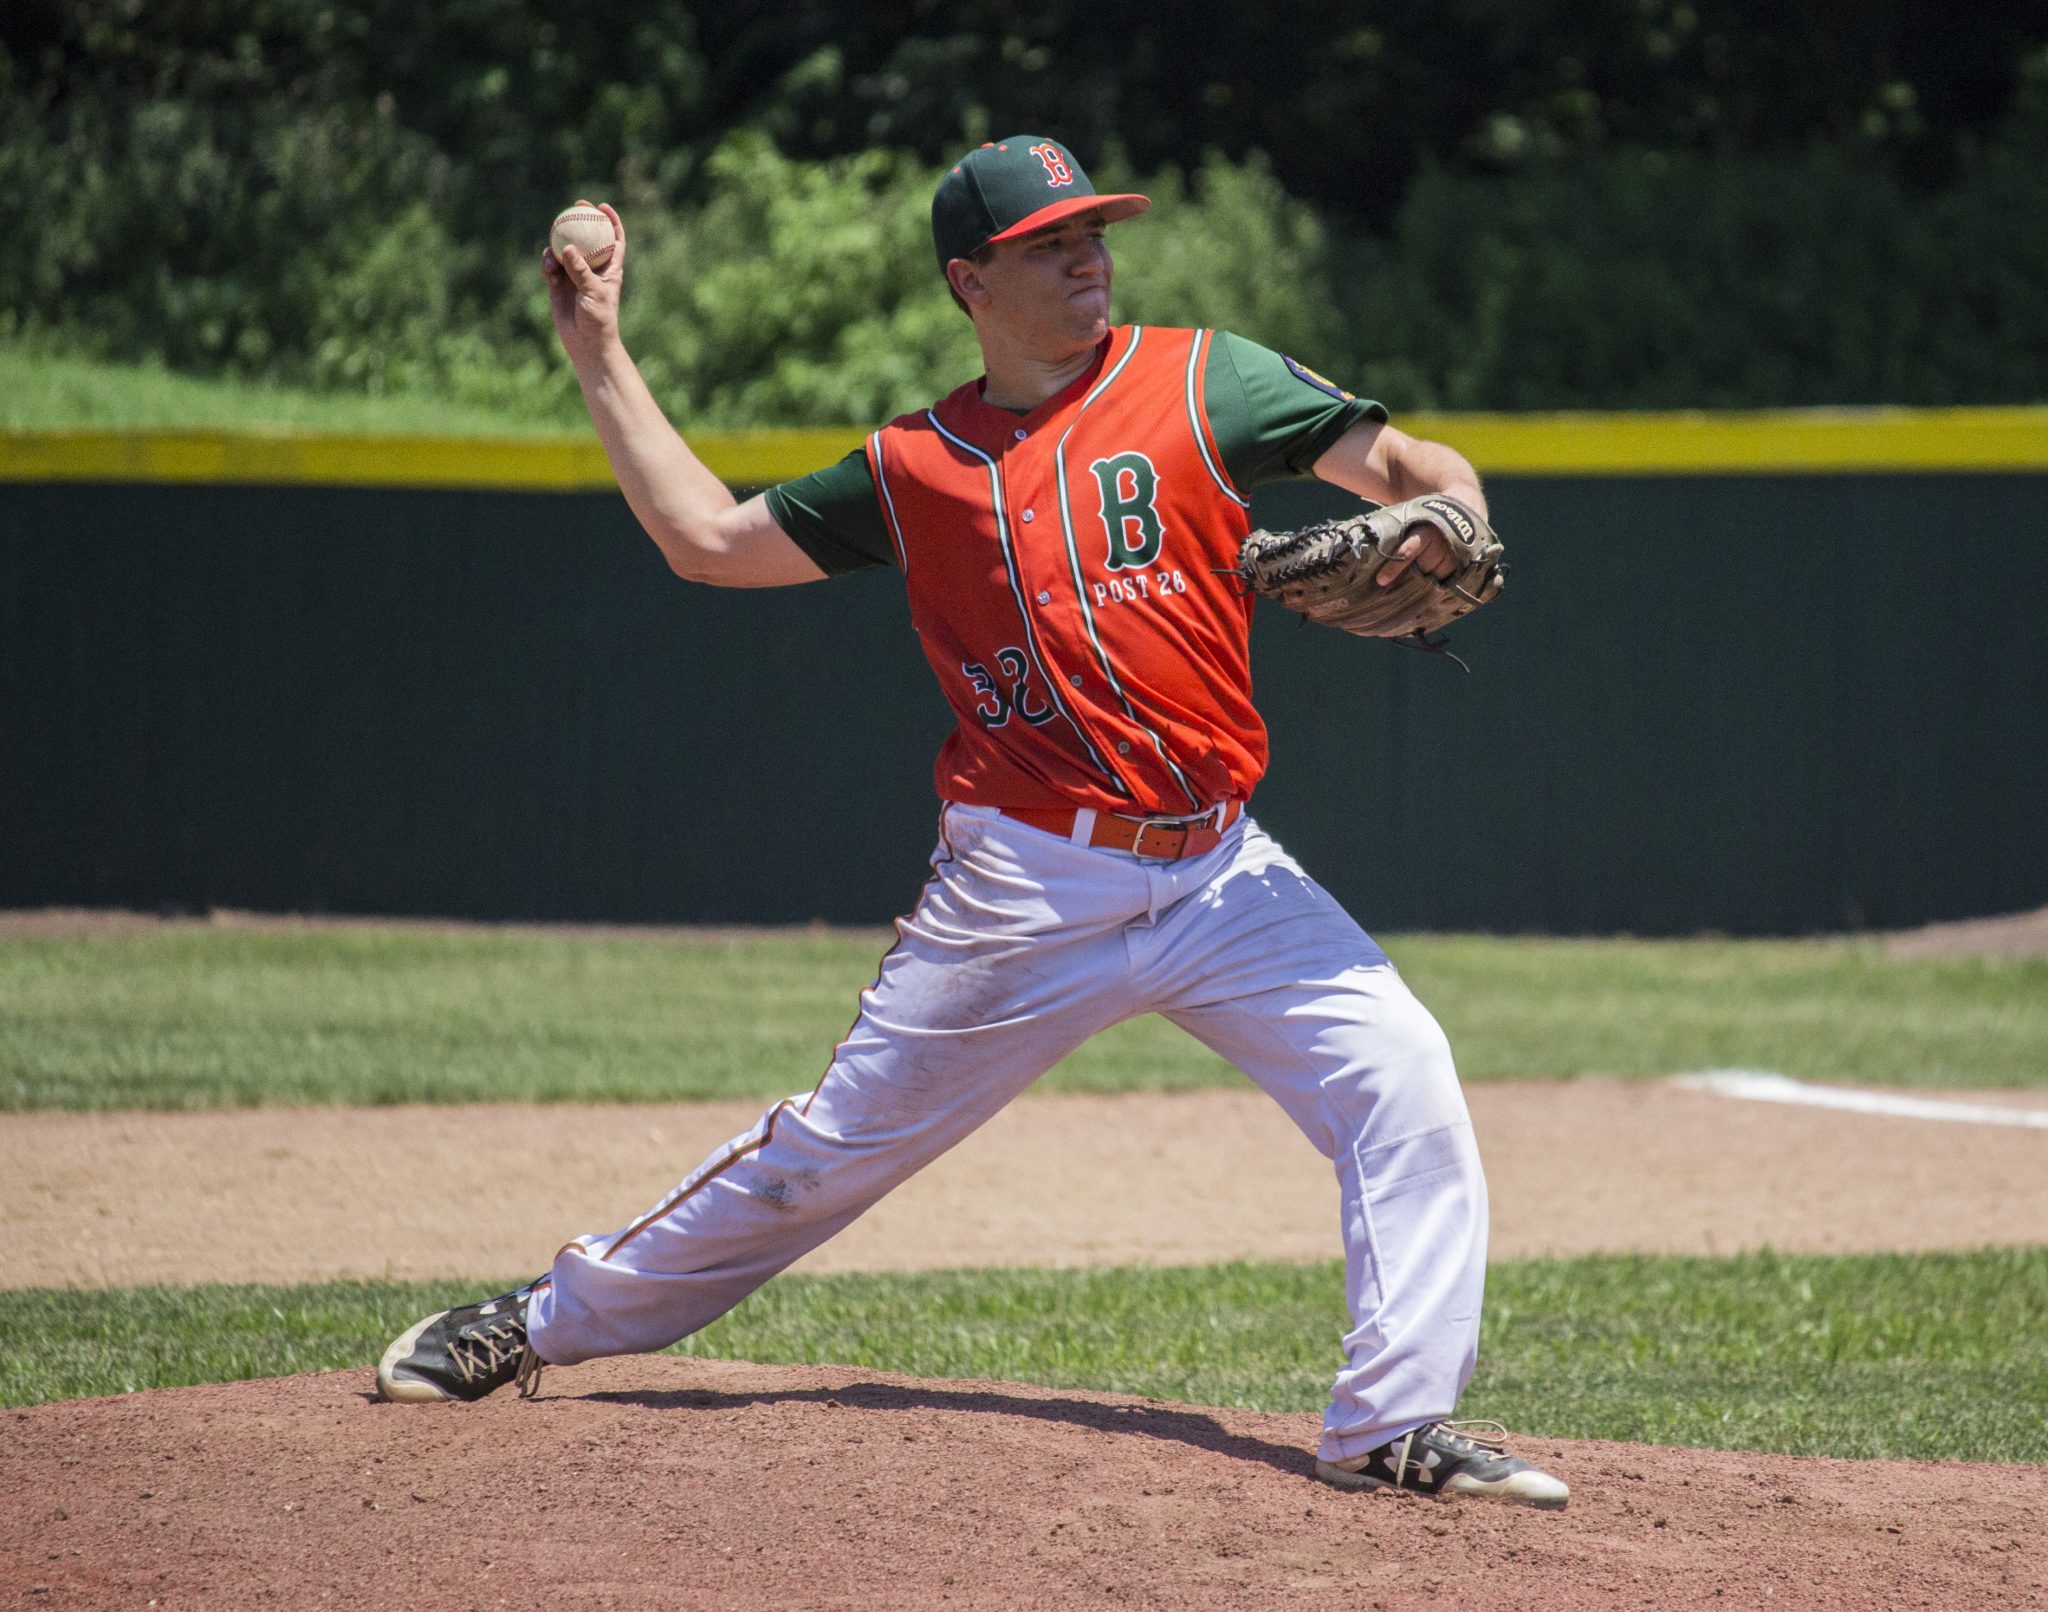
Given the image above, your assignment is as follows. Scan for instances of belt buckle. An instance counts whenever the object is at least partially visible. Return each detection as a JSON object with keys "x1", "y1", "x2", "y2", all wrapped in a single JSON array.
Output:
[{"x1": 1131, "y1": 814, "x2": 1195, "y2": 860}]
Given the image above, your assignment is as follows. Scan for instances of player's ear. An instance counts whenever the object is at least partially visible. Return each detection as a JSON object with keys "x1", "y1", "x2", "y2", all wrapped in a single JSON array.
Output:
[{"x1": 946, "y1": 257, "x2": 992, "y2": 311}]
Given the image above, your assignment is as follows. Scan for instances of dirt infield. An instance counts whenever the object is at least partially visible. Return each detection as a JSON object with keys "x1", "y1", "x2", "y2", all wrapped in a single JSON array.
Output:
[
  {"x1": 8, "y1": 1080, "x2": 2048, "y2": 1290},
  {"x1": 8, "y1": 901, "x2": 2045, "y2": 953},
  {"x1": 4, "y1": 1359, "x2": 2042, "y2": 1611},
  {"x1": 1884, "y1": 903, "x2": 2048, "y2": 959},
  {"x1": 6, "y1": 909, "x2": 2044, "y2": 1606},
  {"x1": 9, "y1": 1085, "x2": 2044, "y2": 1607}
]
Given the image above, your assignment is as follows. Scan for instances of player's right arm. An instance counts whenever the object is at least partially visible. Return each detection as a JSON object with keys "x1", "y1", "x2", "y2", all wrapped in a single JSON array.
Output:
[{"x1": 543, "y1": 205, "x2": 825, "y2": 589}]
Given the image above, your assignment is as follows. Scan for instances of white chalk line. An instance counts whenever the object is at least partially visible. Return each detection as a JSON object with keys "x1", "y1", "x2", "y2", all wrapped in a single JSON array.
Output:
[{"x1": 1674, "y1": 1070, "x2": 2048, "y2": 1130}]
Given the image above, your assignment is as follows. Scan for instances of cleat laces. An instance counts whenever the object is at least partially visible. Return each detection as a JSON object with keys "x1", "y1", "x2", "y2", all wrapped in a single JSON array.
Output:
[
  {"x1": 1436, "y1": 1418, "x2": 1510, "y2": 1452},
  {"x1": 449, "y1": 1312, "x2": 540, "y2": 1396}
]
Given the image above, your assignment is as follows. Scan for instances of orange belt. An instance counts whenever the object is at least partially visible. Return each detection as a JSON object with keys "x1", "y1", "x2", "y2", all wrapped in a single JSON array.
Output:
[{"x1": 999, "y1": 800, "x2": 1243, "y2": 861}]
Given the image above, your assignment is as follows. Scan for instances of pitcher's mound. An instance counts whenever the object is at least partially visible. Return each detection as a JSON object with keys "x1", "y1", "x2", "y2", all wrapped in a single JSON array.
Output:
[{"x1": 3, "y1": 1358, "x2": 2041, "y2": 1609}]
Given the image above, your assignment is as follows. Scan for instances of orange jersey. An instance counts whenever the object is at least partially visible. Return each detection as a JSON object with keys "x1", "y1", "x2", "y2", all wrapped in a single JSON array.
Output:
[
  {"x1": 768, "y1": 326, "x2": 1380, "y2": 815},
  {"x1": 873, "y1": 325, "x2": 1263, "y2": 813}
]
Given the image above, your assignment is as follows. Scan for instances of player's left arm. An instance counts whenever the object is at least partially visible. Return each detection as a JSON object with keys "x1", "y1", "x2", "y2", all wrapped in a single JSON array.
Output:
[{"x1": 1311, "y1": 421, "x2": 1488, "y2": 586}]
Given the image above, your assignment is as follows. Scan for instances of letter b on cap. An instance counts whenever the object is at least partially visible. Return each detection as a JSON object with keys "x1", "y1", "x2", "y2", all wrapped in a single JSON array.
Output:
[{"x1": 1030, "y1": 143, "x2": 1076, "y2": 186}]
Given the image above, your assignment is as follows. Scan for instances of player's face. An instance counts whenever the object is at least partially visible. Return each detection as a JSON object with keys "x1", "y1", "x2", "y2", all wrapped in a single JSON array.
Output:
[{"x1": 979, "y1": 212, "x2": 1114, "y2": 353}]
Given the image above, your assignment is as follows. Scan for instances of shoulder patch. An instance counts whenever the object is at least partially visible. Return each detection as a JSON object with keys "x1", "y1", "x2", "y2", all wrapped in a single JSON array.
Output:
[{"x1": 1283, "y1": 356, "x2": 1355, "y2": 402}]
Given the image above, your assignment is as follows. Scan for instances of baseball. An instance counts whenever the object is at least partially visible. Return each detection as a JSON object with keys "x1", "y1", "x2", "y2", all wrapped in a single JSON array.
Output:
[{"x1": 549, "y1": 202, "x2": 616, "y2": 271}]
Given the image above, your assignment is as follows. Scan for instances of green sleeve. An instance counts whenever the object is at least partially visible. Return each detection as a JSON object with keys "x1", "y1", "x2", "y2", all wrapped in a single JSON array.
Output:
[
  {"x1": 763, "y1": 450, "x2": 898, "y2": 575},
  {"x1": 1204, "y1": 331, "x2": 1389, "y2": 490}
]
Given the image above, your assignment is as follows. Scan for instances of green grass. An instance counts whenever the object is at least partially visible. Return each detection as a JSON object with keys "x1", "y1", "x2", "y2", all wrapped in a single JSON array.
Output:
[
  {"x1": 1392, "y1": 933, "x2": 2048, "y2": 1087},
  {"x1": 7, "y1": 1250, "x2": 2044, "y2": 1462},
  {"x1": 0, "y1": 925, "x2": 1222, "y2": 1108},
  {"x1": 0, "y1": 345, "x2": 577, "y2": 436},
  {"x1": 2, "y1": 926, "x2": 2043, "y2": 1110}
]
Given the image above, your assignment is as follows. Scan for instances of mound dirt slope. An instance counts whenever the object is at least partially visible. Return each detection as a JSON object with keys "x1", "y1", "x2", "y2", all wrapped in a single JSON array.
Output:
[{"x1": 4, "y1": 1359, "x2": 2042, "y2": 1611}]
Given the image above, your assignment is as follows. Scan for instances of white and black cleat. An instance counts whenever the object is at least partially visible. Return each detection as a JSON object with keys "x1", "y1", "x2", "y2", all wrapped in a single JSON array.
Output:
[
  {"x1": 1315, "y1": 1420, "x2": 1569, "y2": 1510},
  {"x1": 375, "y1": 1287, "x2": 544, "y2": 1403}
]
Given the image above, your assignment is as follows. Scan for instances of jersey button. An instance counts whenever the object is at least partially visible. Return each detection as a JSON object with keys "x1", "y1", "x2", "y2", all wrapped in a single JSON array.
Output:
[
  {"x1": 1020, "y1": 509, "x2": 1035, "y2": 522},
  {"x1": 1036, "y1": 590, "x2": 1051, "y2": 605},
  {"x1": 1069, "y1": 674, "x2": 1083, "y2": 686},
  {"x1": 1013, "y1": 429, "x2": 1027, "y2": 441},
  {"x1": 1116, "y1": 741, "x2": 1131, "y2": 754}
]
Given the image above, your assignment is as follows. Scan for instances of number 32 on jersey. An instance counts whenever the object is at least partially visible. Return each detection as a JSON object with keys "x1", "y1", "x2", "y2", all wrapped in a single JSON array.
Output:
[{"x1": 961, "y1": 647, "x2": 1055, "y2": 729}]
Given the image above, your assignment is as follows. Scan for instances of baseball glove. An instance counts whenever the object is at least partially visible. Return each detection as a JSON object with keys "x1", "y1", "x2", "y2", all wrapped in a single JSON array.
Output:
[{"x1": 1235, "y1": 494, "x2": 1505, "y2": 658}]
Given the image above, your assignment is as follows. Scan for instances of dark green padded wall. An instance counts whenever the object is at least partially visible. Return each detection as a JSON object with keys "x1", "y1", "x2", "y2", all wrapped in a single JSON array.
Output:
[{"x1": 2, "y1": 474, "x2": 2042, "y2": 933}]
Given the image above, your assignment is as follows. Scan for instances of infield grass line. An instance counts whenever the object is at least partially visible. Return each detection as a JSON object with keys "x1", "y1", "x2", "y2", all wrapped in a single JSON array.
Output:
[
  {"x1": 3, "y1": 926, "x2": 2044, "y2": 1110},
  {"x1": 5, "y1": 1249, "x2": 2045, "y2": 1465}
]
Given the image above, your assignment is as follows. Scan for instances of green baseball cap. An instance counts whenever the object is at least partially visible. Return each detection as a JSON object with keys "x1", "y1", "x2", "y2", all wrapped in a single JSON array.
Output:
[{"x1": 932, "y1": 136, "x2": 1150, "y2": 272}]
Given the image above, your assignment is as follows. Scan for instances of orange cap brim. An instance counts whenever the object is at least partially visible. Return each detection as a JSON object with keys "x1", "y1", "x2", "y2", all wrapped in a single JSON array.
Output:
[{"x1": 985, "y1": 192, "x2": 1151, "y2": 245}]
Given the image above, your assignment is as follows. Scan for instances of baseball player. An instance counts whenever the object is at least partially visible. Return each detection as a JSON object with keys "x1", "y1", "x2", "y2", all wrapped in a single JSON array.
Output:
[{"x1": 376, "y1": 136, "x2": 1568, "y2": 1510}]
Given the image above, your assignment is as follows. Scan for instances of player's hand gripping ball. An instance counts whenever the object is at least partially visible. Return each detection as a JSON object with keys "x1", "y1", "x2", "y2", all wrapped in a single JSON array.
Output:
[{"x1": 549, "y1": 201, "x2": 617, "y2": 271}]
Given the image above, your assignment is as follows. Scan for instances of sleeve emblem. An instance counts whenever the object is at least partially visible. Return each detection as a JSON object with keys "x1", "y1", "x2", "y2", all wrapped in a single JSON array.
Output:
[{"x1": 1283, "y1": 356, "x2": 1356, "y2": 401}]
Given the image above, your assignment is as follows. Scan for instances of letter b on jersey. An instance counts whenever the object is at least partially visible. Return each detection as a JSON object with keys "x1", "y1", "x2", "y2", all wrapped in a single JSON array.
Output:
[{"x1": 1090, "y1": 452, "x2": 1164, "y2": 571}]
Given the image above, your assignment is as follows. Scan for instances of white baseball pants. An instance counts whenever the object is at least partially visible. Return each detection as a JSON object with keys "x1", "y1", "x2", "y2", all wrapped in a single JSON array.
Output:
[{"x1": 527, "y1": 804, "x2": 1487, "y2": 1462}]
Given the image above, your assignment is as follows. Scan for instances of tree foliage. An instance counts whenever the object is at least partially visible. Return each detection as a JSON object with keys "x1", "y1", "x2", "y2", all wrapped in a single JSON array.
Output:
[
  {"x1": 2, "y1": 2, "x2": 2044, "y2": 415},
  {"x1": 11, "y1": 0, "x2": 2034, "y2": 219}
]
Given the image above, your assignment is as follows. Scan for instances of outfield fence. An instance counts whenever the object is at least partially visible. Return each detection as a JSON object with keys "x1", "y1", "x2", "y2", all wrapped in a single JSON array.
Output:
[{"x1": 3, "y1": 412, "x2": 2044, "y2": 933}]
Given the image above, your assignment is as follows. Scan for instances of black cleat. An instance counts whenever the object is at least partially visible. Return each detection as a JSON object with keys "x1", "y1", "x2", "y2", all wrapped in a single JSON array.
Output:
[
  {"x1": 375, "y1": 1288, "x2": 543, "y2": 1403},
  {"x1": 1315, "y1": 1420, "x2": 1569, "y2": 1510}
]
